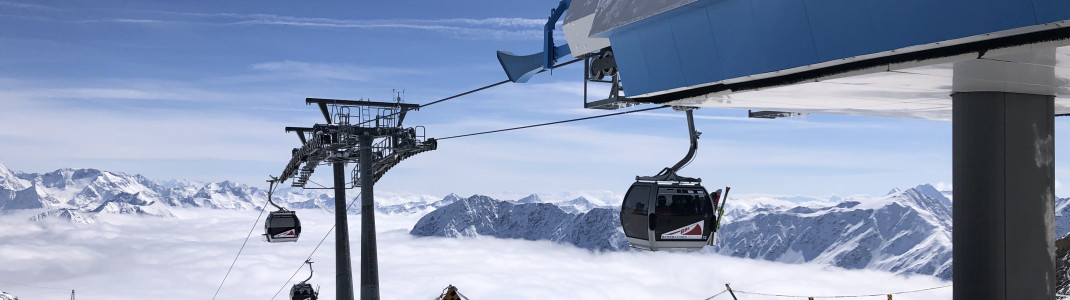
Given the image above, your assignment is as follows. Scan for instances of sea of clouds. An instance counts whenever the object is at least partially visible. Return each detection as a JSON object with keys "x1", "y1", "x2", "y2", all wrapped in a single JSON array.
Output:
[{"x1": 0, "y1": 208, "x2": 950, "y2": 300}]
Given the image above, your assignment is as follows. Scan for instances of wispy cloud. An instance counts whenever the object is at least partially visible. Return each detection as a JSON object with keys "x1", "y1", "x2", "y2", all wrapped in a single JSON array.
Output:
[
  {"x1": 249, "y1": 60, "x2": 419, "y2": 82},
  {"x1": 91, "y1": 10, "x2": 547, "y2": 41},
  {"x1": 0, "y1": 78, "x2": 309, "y2": 173},
  {"x1": 0, "y1": 79, "x2": 235, "y2": 102},
  {"x1": 225, "y1": 14, "x2": 544, "y2": 28},
  {"x1": 1, "y1": 87, "x2": 188, "y2": 101},
  {"x1": 1, "y1": 6, "x2": 547, "y2": 41},
  {"x1": 0, "y1": 100, "x2": 295, "y2": 162},
  {"x1": 102, "y1": 18, "x2": 167, "y2": 24},
  {"x1": 0, "y1": 1, "x2": 60, "y2": 11},
  {"x1": 218, "y1": 14, "x2": 545, "y2": 40}
]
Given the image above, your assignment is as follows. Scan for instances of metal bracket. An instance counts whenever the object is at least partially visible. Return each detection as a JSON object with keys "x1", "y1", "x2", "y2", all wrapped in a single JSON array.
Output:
[
  {"x1": 278, "y1": 98, "x2": 436, "y2": 188},
  {"x1": 748, "y1": 110, "x2": 805, "y2": 119},
  {"x1": 635, "y1": 109, "x2": 701, "y2": 183},
  {"x1": 583, "y1": 48, "x2": 638, "y2": 110}
]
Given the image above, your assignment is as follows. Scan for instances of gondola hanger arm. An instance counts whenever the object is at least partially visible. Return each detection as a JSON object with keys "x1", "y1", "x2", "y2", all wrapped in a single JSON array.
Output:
[{"x1": 265, "y1": 176, "x2": 285, "y2": 211}]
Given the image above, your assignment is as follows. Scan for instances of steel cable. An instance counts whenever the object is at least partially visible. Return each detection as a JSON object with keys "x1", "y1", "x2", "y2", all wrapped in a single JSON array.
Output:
[
  {"x1": 703, "y1": 289, "x2": 728, "y2": 299},
  {"x1": 270, "y1": 195, "x2": 363, "y2": 300},
  {"x1": 436, "y1": 105, "x2": 669, "y2": 140},
  {"x1": 211, "y1": 182, "x2": 275, "y2": 300},
  {"x1": 728, "y1": 284, "x2": 952, "y2": 299},
  {"x1": 420, "y1": 58, "x2": 582, "y2": 109},
  {"x1": 350, "y1": 58, "x2": 584, "y2": 128}
]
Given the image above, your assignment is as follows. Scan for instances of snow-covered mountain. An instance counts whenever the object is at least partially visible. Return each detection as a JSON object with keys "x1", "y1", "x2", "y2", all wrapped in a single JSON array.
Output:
[
  {"x1": 0, "y1": 162, "x2": 466, "y2": 222},
  {"x1": 1057, "y1": 233, "x2": 1070, "y2": 295},
  {"x1": 504, "y1": 193, "x2": 606, "y2": 214},
  {"x1": 354, "y1": 193, "x2": 462, "y2": 215},
  {"x1": 0, "y1": 291, "x2": 18, "y2": 300},
  {"x1": 9, "y1": 160, "x2": 1067, "y2": 282},
  {"x1": 515, "y1": 194, "x2": 541, "y2": 204},
  {"x1": 410, "y1": 195, "x2": 628, "y2": 251},
  {"x1": 0, "y1": 163, "x2": 315, "y2": 219},
  {"x1": 715, "y1": 184, "x2": 953, "y2": 280},
  {"x1": 0, "y1": 163, "x2": 28, "y2": 192},
  {"x1": 3, "y1": 164, "x2": 199, "y2": 216},
  {"x1": 553, "y1": 196, "x2": 605, "y2": 214},
  {"x1": 411, "y1": 184, "x2": 958, "y2": 279},
  {"x1": 1053, "y1": 197, "x2": 1070, "y2": 238},
  {"x1": 0, "y1": 183, "x2": 60, "y2": 210},
  {"x1": 31, "y1": 208, "x2": 97, "y2": 224}
]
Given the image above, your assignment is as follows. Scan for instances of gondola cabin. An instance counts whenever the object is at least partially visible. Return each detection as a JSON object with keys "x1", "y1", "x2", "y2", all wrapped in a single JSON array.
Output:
[
  {"x1": 264, "y1": 210, "x2": 302, "y2": 243},
  {"x1": 620, "y1": 180, "x2": 718, "y2": 251},
  {"x1": 290, "y1": 283, "x2": 317, "y2": 300}
]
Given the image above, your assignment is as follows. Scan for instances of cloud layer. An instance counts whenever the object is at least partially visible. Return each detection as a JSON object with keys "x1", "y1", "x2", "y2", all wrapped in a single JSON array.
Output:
[{"x1": 0, "y1": 210, "x2": 951, "y2": 300}]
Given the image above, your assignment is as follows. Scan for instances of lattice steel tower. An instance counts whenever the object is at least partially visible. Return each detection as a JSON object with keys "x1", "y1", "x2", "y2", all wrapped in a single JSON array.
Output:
[{"x1": 275, "y1": 96, "x2": 436, "y2": 300}]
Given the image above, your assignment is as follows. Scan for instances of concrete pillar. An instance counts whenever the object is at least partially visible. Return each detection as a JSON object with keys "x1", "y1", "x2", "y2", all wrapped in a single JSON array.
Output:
[
  {"x1": 359, "y1": 133, "x2": 380, "y2": 300},
  {"x1": 952, "y1": 49, "x2": 1056, "y2": 300},
  {"x1": 334, "y1": 161, "x2": 355, "y2": 300}
]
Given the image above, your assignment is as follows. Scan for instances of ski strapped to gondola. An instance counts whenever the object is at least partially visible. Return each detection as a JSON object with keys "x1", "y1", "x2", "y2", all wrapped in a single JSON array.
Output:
[
  {"x1": 716, "y1": 186, "x2": 730, "y2": 232},
  {"x1": 708, "y1": 186, "x2": 730, "y2": 246},
  {"x1": 263, "y1": 176, "x2": 303, "y2": 243}
]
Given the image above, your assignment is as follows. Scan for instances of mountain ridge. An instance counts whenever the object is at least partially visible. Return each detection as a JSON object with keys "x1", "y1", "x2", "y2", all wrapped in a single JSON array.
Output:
[
  {"x1": 0, "y1": 162, "x2": 358, "y2": 221},
  {"x1": 0, "y1": 163, "x2": 558, "y2": 223},
  {"x1": 411, "y1": 184, "x2": 962, "y2": 280},
  {"x1": 10, "y1": 161, "x2": 1070, "y2": 282},
  {"x1": 410, "y1": 194, "x2": 628, "y2": 251},
  {"x1": 716, "y1": 184, "x2": 953, "y2": 279}
]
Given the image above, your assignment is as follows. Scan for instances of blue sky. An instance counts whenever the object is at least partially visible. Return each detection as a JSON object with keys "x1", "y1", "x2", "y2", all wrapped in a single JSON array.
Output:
[{"x1": 0, "y1": 0, "x2": 1066, "y2": 199}]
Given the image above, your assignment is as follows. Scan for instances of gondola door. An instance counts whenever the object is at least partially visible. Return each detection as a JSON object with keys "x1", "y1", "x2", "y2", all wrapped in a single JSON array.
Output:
[
  {"x1": 620, "y1": 183, "x2": 655, "y2": 250},
  {"x1": 652, "y1": 186, "x2": 713, "y2": 250}
]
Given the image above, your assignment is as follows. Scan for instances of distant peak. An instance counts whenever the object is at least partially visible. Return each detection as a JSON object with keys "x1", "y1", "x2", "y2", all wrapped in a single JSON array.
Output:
[
  {"x1": 836, "y1": 201, "x2": 861, "y2": 208},
  {"x1": 906, "y1": 183, "x2": 951, "y2": 205},
  {"x1": 162, "y1": 178, "x2": 201, "y2": 188},
  {"x1": 71, "y1": 168, "x2": 103, "y2": 181},
  {"x1": 887, "y1": 188, "x2": 902, "y2": 195},
  {"x1": 207, "y1": 180, "x2": 240, "y2": 189},
  {"x1": 0, "y1": 161, "x2": 26, "y2": 190},
  {"x1": 566, "y1": 196, "x2": 591, "y2": 204},
  {"x1": 517, "y1": 194, "x2": 542, "y2": 204},
  {"x1": 912, "y1": 183, "x2": 938, "y2": 193},
  {"x1": 427, "y1": 193, "x2": 464, "y2": 209},
  {"x1": 467, "y1": 194, "x2": 494, "y2": 201}
]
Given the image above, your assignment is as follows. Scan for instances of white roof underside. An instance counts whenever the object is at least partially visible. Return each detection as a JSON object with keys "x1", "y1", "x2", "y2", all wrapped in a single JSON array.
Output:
[{"x1": 667, "y1": 46, "x2": 1070, "y2": 120}]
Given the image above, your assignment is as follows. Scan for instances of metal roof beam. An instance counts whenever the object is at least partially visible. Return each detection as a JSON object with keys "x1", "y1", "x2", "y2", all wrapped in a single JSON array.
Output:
[{"x1": 305, "y1": 97, "x2": 420, "y2": 111}]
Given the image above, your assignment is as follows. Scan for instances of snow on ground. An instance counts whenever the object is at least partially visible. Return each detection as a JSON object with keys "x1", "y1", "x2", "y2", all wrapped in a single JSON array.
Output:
[{"x1": 0, "y1": 209, "x2": 950, "y2": 300}]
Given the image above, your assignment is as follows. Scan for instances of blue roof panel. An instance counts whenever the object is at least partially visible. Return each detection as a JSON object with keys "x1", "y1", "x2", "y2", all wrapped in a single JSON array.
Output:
[
  {"x1": 750, "y1": 0, "x2": 820, "y2": 76},
  {"x1": 1033, "y1": 0, "x2": 1070, "y2": 24},
  {"x1": 705, "y1": 0, "x2": 763, "y2": 80},
  {"x1": 803, "y1": 0, "x2": 878, "y2": 62},
  {"x1": 668, "y1": 8, "x2": 723, "y2": 87},
  {"x1": 596, "y1": 0, "x2": 1070, "y2": 96}
]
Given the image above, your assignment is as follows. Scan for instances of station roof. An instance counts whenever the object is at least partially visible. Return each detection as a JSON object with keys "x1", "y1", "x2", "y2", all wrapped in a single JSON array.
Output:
[
  {"x1": 565, "y1": 0, "x2": 1070, "y2": 119},
  {"x1": 668, "y1": 46, "x2": 1070, "y2": 120}
]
